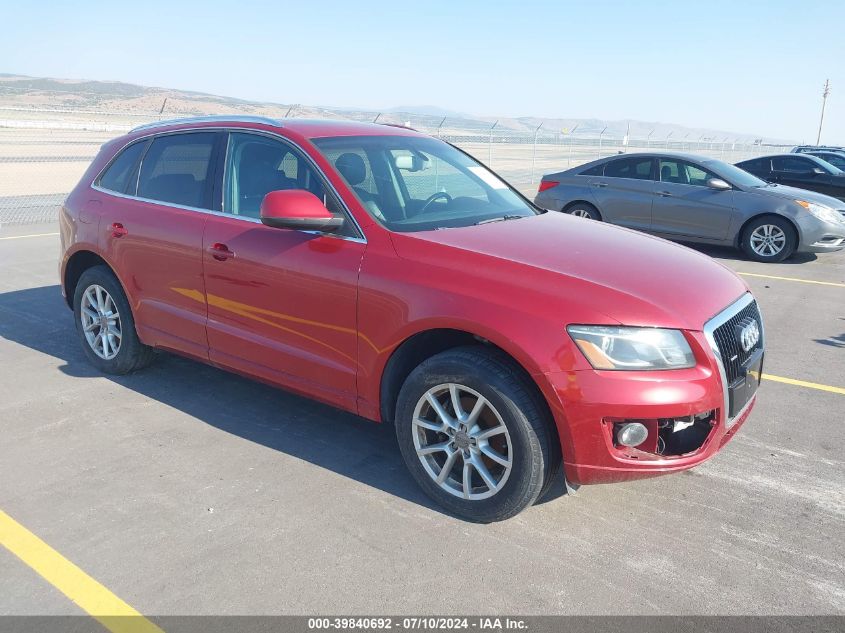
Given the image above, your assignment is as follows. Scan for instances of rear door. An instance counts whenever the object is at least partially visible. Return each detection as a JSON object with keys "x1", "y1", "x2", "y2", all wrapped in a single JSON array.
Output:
[
  {"x1": 588, "y1": 156, "x2": 655, "y2": 230},
  {"x1": 651, "y1": 158, "x2": 735, "y2": 240},
  {"x1": 97, "y1": 131, "x2": 223, "y2": 359}
]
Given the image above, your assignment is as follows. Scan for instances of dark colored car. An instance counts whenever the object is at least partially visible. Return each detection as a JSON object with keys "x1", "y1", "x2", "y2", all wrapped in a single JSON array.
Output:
[
  {"x1": 536, "y1": 152, "x2": 845, "y2": 262},
  {"x1": 792, "y1": 145, "x2": 845, "y2": 154},
  {"x1": 736, "y1": 154, "x2": 845, "y2": 202},
  {"x1": 61, "y1": 116, "x2": 764, "y2": 521}
]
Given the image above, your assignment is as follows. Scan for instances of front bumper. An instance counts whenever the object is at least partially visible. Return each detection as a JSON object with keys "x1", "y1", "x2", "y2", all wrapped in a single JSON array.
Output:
[
  {"x1": 541, "y1": 291, "x2": 763, "y2": 486},
  {"x1": 795, "y1": 213, "x2": 845, "y2": 253}
]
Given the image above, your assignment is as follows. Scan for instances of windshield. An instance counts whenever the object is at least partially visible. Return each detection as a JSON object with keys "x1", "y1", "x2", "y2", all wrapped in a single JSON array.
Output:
[
  {"x1": 711, "y1": 160, "x2": 769, "y2": 188},
  {"x1": 312, "y1": 135, "x2": 537, "y2": 232}
]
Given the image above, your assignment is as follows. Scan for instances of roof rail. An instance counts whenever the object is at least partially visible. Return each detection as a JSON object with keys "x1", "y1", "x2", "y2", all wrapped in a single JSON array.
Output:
[
  {"x1": 378, "y1": 122, "x2": 418, "y2": 132},
  {"x1": 130, "y1": 115, "x2": 281, "y2": 133}
]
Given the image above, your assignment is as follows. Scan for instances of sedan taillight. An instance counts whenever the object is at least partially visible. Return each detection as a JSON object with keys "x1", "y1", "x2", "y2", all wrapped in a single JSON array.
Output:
[{"x1": 538, "y1": 180, "x2": 559, "y2": 193}]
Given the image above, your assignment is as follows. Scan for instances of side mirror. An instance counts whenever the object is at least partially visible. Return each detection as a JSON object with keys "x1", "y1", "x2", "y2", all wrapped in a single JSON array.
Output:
[
  {"x1": 706, "y1": 178, "x2": 731, "y2": 191},
  {"x1": 812, "y1": 167, "x2": 826, "y2": 175},
  {"x1": 260, "y1": 190, "x2": 344, "y2": 232}
]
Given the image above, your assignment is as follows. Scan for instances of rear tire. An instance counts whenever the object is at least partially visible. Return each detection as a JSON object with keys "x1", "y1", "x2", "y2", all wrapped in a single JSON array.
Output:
[
  {"x1": 73, "y1": 266, "x2": 155, "y2": 374},
  {"x1": 740, "y1": 216, "x2": 796, "y2": 262},
  {"x1": 395, "y1": 346, "x2": 559, "y2": 522},
  {"x1": 564, "y1": 202, "x2": 601, "y2": 220}
]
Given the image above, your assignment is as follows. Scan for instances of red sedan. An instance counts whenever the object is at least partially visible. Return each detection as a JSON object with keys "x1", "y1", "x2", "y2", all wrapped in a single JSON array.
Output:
[{"x1": 59, "y1": 116, "x2": 764, "y2": 521}]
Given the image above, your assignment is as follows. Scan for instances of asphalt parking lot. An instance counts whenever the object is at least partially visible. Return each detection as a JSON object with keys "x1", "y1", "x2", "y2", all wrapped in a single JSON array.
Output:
[{"x1": 1, "y1": 222, "x2": 843, "y2": 619}]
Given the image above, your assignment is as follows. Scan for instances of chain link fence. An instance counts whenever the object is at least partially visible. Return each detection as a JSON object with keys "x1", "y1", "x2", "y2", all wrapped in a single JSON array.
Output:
[{"x1": 0, "y1": 106, "x2": 795, "y2": 226}]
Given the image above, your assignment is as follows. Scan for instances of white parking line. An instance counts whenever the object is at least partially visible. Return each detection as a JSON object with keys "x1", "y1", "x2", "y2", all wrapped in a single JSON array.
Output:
[{"x1": 0, "y1": 232, "x2": 60, "y2": 241}]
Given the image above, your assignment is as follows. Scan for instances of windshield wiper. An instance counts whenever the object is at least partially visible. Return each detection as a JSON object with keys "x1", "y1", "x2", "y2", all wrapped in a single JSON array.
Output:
[{"x1": 474, "y1": 214, "x2": 524, "y2": 226}]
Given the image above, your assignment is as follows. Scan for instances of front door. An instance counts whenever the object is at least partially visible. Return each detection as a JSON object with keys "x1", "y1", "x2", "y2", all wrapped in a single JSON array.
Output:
[
  {"x1": 202, "y1": 131, "x2": 366, "y2": 411},
  {"x1": 651, "y1": 158, "x2": 735, "y2": 240}
]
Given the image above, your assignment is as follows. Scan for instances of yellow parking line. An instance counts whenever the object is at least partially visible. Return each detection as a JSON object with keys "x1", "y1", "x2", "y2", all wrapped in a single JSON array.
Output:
[
  {"x1": 0, "y1": 509, "x2": 164, "y2": 633},
  {"x1": 738, "y1": 272, "x2": 845, "y2": 288},
  {"x1": 763, "y1": 373, "x2": 845, "y2": 395},
  {"x1": 0, "y1": 232, "x2": 60, "y2": 240}
]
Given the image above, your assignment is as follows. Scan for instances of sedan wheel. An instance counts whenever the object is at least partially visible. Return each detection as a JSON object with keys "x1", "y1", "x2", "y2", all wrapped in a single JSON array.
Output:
[
  {"x1": 749, "y1": 224, "x2": 787, "y2": 258},
  {"x1": 741, "y1": 216, "x2": 796, "y2": 262},
  {"x1": 80, "y1": 284, "x2": 122, "y2": 360},
  {"x1": 412, "y1": 383, "x2": 512, "y2": 500}
]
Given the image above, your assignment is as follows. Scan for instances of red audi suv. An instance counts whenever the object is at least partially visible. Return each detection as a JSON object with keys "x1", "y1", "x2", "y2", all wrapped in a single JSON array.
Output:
[{"x1": 60, "y1": 116, "x2": 764, "y2": 521}]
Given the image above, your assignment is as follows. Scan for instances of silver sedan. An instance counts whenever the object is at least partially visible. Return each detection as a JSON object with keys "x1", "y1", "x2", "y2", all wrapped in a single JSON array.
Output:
[{"x1": 535, "y1": 152, "x2": 845, "y2": 262}]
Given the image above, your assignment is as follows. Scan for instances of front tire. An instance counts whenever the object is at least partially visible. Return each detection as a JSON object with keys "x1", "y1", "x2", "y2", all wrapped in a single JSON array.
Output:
[
  {"x1": 395, "y1": 347, "x2": 558, "y2": 522},
  {"x1": 73, "y1": 266, "x2": 154, "y2": 374},
  {"x1": 741, "y1": 216, "x2": 796, "y2": 262}
]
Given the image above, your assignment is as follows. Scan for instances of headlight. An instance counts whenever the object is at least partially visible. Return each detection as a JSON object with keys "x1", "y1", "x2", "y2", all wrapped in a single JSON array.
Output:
[
  {"x1": 797, "y1": 200, "x2": 844, "y2": 224},
  {"x1": 567, "y1": 325, "x2": 695, "y2": 370}
]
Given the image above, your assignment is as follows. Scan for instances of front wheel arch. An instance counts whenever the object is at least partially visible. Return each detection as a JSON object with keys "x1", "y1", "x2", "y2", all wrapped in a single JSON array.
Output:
[{"x1": 736, "y1": 213, "x2": 799, "y2": 248}]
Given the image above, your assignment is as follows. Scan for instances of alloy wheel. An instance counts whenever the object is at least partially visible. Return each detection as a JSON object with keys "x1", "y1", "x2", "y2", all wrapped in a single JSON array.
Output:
[
  {"x1": 412, "y1": 383, "x2": 513, "y2": 500},
  {"x1": 749, "y1": 224, "x2": 786, "y2": 257},
  {"x1": 570, "y1": 208, "x2": 593, "y2": 218},
  {"x1": 80, "y1": 284, "x2": 122, "y2": 360}
]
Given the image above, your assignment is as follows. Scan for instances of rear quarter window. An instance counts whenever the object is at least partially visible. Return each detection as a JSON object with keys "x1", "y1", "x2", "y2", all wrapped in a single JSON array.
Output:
[
  {"x1": 96, "y1": 140, "x2": 148, "y2": 194},
  {"x1": 579, "y1": 163, "x2": 604, "y2": 176}
]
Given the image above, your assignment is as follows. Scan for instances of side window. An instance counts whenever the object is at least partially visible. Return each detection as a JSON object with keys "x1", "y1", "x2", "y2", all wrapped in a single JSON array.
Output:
[
  {"x1": 580, "y1": 163, "x2": 604, "y2": 176},
  {"x1": 137, "y1": 133, "x2": 217, "y2": 209},
  {"x1": 97, "y1": 141, "x2": 147, "y2": 194},
  {"x1": 658, "y1": 160, "x2": 718, "y2": 186},
  {"x1": 223, "y1": 132, "x2": 342, "y2": 221},
  {"x1": 739, "y1": 158, "x2": 768, "y2": 173},
  {"x1": 604, "y1": 157, "x2": 653, "y2": 180},
  {"x1": 682, "y1": 162, "x2": 719, "y2": 187},
  {"x1": 773, "y1": 156, "x2": 813, "y2": 173}
]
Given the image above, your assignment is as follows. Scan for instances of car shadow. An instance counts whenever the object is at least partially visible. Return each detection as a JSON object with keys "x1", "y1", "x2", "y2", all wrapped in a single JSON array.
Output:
[
  {"x1": 678, "y1": 241, "x2": 819, "y2": 264},
  {"x1": 0, "y1": 285, "x2": 566, "y2": 520}
]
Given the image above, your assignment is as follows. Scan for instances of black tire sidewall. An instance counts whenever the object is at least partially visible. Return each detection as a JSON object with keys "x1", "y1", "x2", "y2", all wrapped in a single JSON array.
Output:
[
  {"x1": 73, "y1": 266, "x2": 147, "y2": 374},
  {"x1": 395, "y1": 350, "x2": 548, "y2": 522},
  {"x1": 741, "y1": 216, "x2": 796, "y2": 262}
]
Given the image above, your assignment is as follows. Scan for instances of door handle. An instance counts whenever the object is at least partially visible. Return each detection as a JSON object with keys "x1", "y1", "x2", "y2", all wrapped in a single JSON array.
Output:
[
  {"x1": 109, "y1": 222, "x2": 128, "y2": 238},
  {"x1": 657, "y1": 191, "x2": 673, "y2": 197},
  {"x1": 208, "y1": 242, "x2": 235, "y2": 261},
  {"x1": 592, "y1": 182, "x2": 608, "y2": 188}
]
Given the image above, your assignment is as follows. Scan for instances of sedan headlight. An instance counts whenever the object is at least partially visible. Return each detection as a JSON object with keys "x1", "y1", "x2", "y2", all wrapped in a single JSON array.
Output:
[
  {"x1": 797, "y1": 200, "x2": 844, "y2": 224},
  {"x1": 567, "y1": 325, "x2": 695, "y2": 370}
]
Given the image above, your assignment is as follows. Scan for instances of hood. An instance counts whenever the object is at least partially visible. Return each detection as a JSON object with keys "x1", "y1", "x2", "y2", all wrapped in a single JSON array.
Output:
[
  {"x1": 751, "y1": 183, "x2": 845, "y2": 208},
  {"x1": 390, "y1": 212, "x2": 748, "y2": 330}
]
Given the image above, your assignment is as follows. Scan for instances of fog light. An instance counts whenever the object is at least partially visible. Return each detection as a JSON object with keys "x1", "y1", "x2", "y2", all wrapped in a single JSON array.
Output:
[{"x1": 617, "y1": 422, "x2": 648, "y2": 447}]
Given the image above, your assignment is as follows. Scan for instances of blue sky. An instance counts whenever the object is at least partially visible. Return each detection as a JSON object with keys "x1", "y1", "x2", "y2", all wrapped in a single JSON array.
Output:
[{"x1": 2, "y1": 0, "x2": 843, "y2": 141}]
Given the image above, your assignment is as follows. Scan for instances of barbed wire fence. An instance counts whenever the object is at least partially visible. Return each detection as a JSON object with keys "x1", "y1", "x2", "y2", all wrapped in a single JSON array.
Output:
[{"x1": 0, "y1": 106, "x2": 795, "y2": 226}]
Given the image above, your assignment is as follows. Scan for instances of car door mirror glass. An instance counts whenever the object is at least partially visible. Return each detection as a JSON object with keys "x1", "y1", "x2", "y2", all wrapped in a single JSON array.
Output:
[{"x1": 260, "y1": 190, "x2": 344, "y2": 232}]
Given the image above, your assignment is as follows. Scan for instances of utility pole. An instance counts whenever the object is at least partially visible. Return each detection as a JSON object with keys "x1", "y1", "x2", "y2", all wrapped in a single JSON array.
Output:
[{"x1": 816, "y1": 79, "x2": 830, "y2": 145}]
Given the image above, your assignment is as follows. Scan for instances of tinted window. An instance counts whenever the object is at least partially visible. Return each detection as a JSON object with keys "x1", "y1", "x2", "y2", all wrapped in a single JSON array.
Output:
[
  {"x1": 659, "y1": 159, "x2": 720, "y2": 186},
  {"x1": 580, "y1": 163, "x2": 604, "y2": 176},
  {"x1": 772, "y1": 156, "x2": 815, "y2": 173},
  {"x1": 738, "y1": 158, "x2": 770, "y2": 173},
  {"x1": 223, "y1": 132, "x2": 343, "y2": 221},
  {"x1": 604, "y1": 157, "x2": 653, "y2": 180},
  {"x1": 137, "y1": 133, "x2": 217, "y2": 209},
  {"x1": 98, "y1": 141, "x2": 147, "y2": 194}
]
